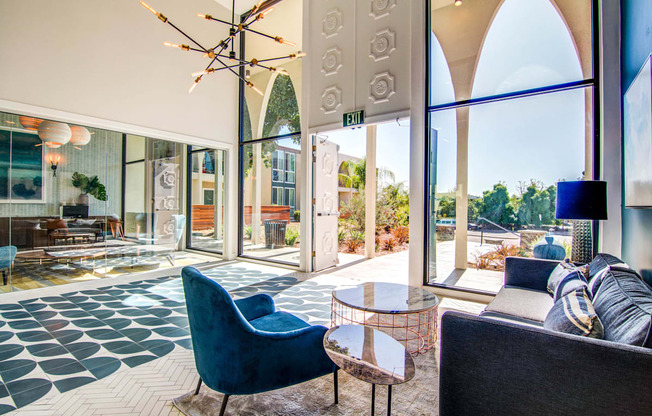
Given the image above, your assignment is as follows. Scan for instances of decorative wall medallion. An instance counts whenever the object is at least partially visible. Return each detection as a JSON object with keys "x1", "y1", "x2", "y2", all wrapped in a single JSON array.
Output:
[
  {"x1": 162, "y1": 219, "x2": 175, "y2": 236},
  {"x1": 321, "y1": 86, "x2": 342, "y2": 114},
  {"x1": 322, "y1": 153, "x2": 334, "y2": 175},
  {"x1": 161, "y1": 196, "x2": 177, "y2": 210},
  {"x1": 370, "y1": 0, "x2": 396, "y2": 19},
  {"x1": 322, "y1": 231, "x2": 334, "y2": 255},
  {"x1": 322, "y1": 9, "x2": 343, "y2": 38},
  {"x1": 369, "y1": 72, "x2": 395, "y2": 103},
  {"x1": 370, "y1": 29, "x2": 396, "y2": 61},
  {"x1": 322, "y1": 47, "x2": 343, "y2": 76},
  {"x1": 161, "y1": 171, "x2": 176, "y2": 188}
]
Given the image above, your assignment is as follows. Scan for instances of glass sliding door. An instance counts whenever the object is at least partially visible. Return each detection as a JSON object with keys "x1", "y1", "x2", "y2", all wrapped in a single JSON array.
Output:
[{"x1": 188, "y1": 147, "x2": 226, "y2": 254}]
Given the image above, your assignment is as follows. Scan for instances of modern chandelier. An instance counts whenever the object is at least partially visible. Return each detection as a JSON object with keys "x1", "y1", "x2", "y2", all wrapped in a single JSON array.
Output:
[{"x1": 140, "y1": 0, "x2": 306, "y2": 94}]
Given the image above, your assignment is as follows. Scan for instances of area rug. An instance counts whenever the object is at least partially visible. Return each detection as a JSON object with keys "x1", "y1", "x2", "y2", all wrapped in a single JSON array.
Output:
[{"x1": 172, "y1": 349, "x2": 439, "y2": 415}]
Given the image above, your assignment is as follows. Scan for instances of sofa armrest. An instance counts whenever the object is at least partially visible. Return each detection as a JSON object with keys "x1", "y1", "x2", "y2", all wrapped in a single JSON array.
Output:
[
  {"x1": 439, "y1": 312, "x2": 652, "y2": 416},
  {"x1": 504, "y1": 256, "x2": 559, "y2": 291}
]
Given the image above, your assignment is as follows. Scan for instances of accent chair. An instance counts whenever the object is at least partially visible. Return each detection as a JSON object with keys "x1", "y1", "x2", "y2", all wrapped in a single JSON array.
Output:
[{"x1": 181, "y1": 266, "x2": 338, "y2": 416}]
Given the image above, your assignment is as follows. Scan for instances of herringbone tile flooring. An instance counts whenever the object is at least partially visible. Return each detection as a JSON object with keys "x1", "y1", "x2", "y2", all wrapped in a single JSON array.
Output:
[{"x1": 12, "y1": 348, "x2": 195, "y2": 416}]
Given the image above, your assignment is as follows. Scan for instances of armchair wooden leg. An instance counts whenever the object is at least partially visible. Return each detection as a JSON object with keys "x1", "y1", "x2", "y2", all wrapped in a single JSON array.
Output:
[
  {"x1": 194, "y1": 378, "x2": 202, "y2": 395},
  {"x1": 219, "y1": 394, "x2": 230, "y2": 416},
  {"x1": 334, "y1": 369, "x2": 339, "y2": 404}
]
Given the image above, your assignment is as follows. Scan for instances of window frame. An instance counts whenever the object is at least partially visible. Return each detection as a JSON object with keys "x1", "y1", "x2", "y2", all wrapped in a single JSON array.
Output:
[{"x1": 422, "y1": 0, "x2": 601, "y2": 292}]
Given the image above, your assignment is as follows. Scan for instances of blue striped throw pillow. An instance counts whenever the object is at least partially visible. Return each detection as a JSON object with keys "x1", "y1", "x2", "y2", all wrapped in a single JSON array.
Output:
[
  {"x1": 544, "y1": 287, "x2": 604, "y2": 338},
  {"x1": 547, "y1": 262, "x2": 588, "y2": 302}
]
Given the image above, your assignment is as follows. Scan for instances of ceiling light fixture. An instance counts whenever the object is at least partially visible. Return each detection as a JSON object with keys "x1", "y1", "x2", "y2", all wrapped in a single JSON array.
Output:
[
  {"x1": 454, "y1": 0, "x2": 463, "y2": 6},
  {"x1": 140, "y1": 0, "x2": 306, "y2": 95}
]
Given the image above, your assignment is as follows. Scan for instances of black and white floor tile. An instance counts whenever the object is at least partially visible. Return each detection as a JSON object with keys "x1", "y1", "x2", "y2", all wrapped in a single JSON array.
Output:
[{"x1": 0, "y1": 263, "x2": 340, "y2": 414}]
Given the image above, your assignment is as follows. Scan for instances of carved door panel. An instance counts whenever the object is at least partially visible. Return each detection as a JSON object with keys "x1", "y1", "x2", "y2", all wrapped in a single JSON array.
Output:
[{"x1": 313, "y1": 136, "x2": 339, "y2": 271}]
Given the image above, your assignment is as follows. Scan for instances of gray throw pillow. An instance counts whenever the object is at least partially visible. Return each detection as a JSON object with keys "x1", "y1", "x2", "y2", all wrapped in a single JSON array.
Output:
[
  {"x1": 547, "y1": 262, "x2": 588, "y2": 301},
  {"x1": 592, "y1": 269, "x2": 652, "y2": 347},
  {"x1": 544, "y1": 287, "x2": 604, "y2": 339}
]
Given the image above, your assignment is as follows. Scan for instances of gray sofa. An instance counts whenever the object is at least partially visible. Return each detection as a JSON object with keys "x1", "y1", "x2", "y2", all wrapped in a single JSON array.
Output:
[{"x1": 439, "y1": 256, "x2": 652, "y2": 416}]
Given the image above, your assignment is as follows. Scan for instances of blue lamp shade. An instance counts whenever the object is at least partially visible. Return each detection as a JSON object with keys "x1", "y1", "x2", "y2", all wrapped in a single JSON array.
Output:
[{"x1": 555, "y1": 181, "x2": 608, "y2": 220}]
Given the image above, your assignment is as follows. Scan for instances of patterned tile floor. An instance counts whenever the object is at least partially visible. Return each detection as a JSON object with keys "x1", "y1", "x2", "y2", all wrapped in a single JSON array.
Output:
[
  {"x1": 3, "y1": 250, "x2": 217, "y2": 293},
  {"x1": 0, "y1": 262, "x2": 348, "y2": 414}
]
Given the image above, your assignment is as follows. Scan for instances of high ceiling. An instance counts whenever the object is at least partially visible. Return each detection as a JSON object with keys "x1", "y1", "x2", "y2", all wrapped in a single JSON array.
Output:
[{"x1": 213, "y1": 0, "x2": 256, "y2": 14}]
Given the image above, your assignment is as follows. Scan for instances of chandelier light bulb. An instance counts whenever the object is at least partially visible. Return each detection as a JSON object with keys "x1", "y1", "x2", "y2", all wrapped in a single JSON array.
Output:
[
  {"x1": 454, "y1": 0, "x2": 463, "y2": 6},
  {"x1": 163, "y1": 42, "x2": 190, "y2": 51},
  {"x1": 189, "y1": 76, "x2": 202, "y2": 94}
]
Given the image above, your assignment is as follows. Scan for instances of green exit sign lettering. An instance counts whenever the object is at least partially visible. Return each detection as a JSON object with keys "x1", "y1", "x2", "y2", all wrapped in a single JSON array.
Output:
[{"x1": 343, "y1": 110, "x2": 365, "y2": 128}]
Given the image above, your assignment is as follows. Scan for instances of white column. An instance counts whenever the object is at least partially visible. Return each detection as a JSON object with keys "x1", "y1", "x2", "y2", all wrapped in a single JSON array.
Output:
[
  {"x1": 223, "y1": 143, "x2": 238, "y2": 260},
  {"x1": 365, "y1": 125, "x2": 377, "y2": 259},
  {"x1": 455, "y1": 107, "x2": 469, "y2": 269},
  {"x1": 408, "y1": 0, "x2": 426, "y2": 287}
]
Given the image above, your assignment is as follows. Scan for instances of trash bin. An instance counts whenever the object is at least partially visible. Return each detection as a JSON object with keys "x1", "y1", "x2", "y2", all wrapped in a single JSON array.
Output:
[{"x1": 264, "y1": 219, "x2": 287, "y2": 249}]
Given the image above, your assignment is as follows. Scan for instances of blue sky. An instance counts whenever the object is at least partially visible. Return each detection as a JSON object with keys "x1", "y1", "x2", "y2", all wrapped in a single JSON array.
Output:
[{"x1": 327, "y1": 0, "x2": 587, "y2": 196}]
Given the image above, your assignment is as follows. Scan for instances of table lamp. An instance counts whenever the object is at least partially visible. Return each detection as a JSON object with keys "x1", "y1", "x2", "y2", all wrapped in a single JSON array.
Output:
[{"x1": 555, "y1": 180, "x2": 607, "y2": 264}]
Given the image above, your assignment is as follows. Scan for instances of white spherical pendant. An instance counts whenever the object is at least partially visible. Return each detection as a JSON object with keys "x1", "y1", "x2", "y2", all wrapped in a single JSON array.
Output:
[
  {"x1": 38, "y1": 121, "x2": 71, "y2": 147},
  {"x1": 70, "y1": 126, "x2": 91, "y2": 146},
  {"x1": 19, "y1": 116, "x2": 43, "y2": 131}
]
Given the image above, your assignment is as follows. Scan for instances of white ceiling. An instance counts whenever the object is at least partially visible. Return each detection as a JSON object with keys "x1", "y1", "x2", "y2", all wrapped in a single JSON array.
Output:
[{"x1": 213, "y1": 0, "x2": 256, "y2": 15}]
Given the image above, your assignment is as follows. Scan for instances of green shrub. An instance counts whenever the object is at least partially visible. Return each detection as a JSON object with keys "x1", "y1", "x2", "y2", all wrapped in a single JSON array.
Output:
[
  {"x1": 292, "y1": 210, "x2": 300, "y2": 222},
  {"x1": 244, "y1": 225, "x2": 252, "y2": 239},
  {"x1": 285, "y1": 227, "x2": 299, "y2": 246},
  {"x1": 338, "y1": 228, "x2": 347, "y2": 243}
]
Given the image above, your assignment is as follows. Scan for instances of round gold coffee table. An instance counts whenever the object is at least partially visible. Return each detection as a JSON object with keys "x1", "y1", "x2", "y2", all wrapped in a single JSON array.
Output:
[
  {"x1": 330, "y1": 282, "x2": 439, "y2": 355},
  {"x1": 324, "y1": 325, "x2": 415, "y2": 416}
]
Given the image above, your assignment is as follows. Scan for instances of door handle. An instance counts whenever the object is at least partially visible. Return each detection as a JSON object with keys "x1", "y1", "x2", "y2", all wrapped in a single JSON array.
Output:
[{"x1": 317, "y1": 212, "x2": 340, "y2": 217}]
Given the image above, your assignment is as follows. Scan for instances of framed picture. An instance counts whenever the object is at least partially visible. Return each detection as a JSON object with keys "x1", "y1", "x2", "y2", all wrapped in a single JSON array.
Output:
[
  {"x1": 624, "y1": 53, "x2": 652, "y2": 208},
  {"x1": 0, "y1": 127, "x2": 45, "y2": 203}
]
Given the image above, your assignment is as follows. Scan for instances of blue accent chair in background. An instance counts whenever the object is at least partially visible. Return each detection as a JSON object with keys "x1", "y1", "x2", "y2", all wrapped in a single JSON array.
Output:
[
  {"x1": 0, "y1": 246, "x2": 17, "y2": 286},
  {"x1": 181, "y1": 267, "x2": 338, "y2": 416}
]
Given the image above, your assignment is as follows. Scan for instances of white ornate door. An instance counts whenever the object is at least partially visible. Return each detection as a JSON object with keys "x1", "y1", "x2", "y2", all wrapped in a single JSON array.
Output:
[{"x1": 313, "y1": 136, "x2": 339, "y2": 271}]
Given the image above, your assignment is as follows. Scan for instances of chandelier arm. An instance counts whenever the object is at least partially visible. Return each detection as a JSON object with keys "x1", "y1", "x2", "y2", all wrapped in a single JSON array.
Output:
[
  {"x1": 166, "y1": 21, "x2": 208, "y2": 52},
  {"x1": 211, "y1": 37, "x2": 233, "y2": 56},
  {"x1": 207, "y1": 16, "x2": 238, "y2": 27},
  {"x1": 242, "y1": 27, "x2": 278, "y2": 42},
  {"x1": 255, "y1": 56, "x2": 295, "y2": 63},
  {"x1": 214, "y1": 58, "x2": 249, "y2": 83}
]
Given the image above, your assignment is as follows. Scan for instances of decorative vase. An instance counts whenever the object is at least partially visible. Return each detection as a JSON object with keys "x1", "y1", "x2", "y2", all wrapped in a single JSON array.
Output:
[
  {"x1": 532, "y1": 235, "x2": 566, "y2": 260},
  {"x1": 77, "y1": 193, "x2": 89, "y2": 206}
]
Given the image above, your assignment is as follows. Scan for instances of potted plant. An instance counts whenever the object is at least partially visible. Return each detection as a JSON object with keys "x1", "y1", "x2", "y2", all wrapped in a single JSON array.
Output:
[{"x1": 71, "y1": 172, "x2": 107, "y2": 205}]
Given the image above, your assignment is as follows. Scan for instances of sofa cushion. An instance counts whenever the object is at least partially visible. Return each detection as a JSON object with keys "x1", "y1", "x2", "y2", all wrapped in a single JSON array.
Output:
[
  {"x1": 544, "y1": 287, "x2": 604, "y2": 338},
  {"x1": 587, "y1": 253, "x2": 631, "y2": 280},
  {"x1": 547, "y1": 262, "x2": 588, "y2": 302},
  {"x1": 485, "y1": 287, "x2": 554, "y2": 323},
  {"x1": 479, "y1": 311, "x2": 543, "y2": 329},
  {"x1": 592, "y1": 269, "x2": 652, "y2": 347}
]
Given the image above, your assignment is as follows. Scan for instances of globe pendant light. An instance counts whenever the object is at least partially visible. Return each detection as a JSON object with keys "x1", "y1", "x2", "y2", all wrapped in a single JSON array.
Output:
[
  {"x1": 19, "y1": 116, "x2": 43, "y2": 131},
  {"x1": 38, "y1": 121, "x2": 71, "y2": 148},
  {"x1": 70, "y1": 125, "x2": 91, "y2": 146}
]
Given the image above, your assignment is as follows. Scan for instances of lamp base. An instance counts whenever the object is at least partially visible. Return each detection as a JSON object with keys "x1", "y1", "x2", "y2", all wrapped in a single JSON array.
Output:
[{"x1": 571, "y1": 220, "x2": 593, "y2": 264}]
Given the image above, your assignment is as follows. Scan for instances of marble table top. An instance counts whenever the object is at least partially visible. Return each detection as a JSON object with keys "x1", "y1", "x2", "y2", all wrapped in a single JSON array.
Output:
[
  {"x1": 324, "y1": 325, "x2": 415, "y2": 385},
  {"x1": 332, "y1": 282, "x2": 440, "y2": 314}
]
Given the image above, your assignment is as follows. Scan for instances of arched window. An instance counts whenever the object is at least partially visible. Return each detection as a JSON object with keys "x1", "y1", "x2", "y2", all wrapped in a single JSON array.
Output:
[{"x1": 262, "y1": 75, "x2": 300, "y2": 138}]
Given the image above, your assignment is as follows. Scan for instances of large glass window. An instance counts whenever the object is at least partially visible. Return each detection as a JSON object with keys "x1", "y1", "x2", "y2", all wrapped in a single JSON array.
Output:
[
  {"x1": 238, "y1": 0, "x2": 303, "y2": 266},
  {"x1": 426, "y1": 0, "x2": 595, "y2": 294}
]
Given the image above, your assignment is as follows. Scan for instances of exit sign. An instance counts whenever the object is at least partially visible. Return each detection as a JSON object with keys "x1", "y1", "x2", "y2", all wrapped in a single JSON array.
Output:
[{"x1": 343, "y1": 110, "x2": 365, "y2": 127}]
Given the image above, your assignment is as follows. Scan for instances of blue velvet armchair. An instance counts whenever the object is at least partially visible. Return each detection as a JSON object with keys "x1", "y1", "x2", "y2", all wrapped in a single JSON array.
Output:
[
  {"x1": 181, "y1": 267, "x2": 338, "y2": 415},
  {"x1": 0, "y1": 246, "x2": 17, "y2": 286}
]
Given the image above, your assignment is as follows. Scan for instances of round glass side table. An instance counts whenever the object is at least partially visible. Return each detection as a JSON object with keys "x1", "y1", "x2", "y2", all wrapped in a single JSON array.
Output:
[
  {"x1": 324, "y1": 325, "x2": 415, "y2": 416},
  {"x1": 331, "y1": 282, "x2": 440, "y2": 355}
]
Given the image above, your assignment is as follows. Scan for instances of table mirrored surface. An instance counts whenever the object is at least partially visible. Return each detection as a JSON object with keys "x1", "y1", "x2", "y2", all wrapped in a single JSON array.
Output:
[
  {"x1": 332, "y1": 282, "x2": 440, "y2": 313},
  {"x1": 324, "y1": 325, "x2": 415, "y2": 385}
]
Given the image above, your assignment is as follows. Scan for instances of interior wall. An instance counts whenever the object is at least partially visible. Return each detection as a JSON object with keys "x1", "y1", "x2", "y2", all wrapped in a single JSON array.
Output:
[
  {"x1": 0, "y1": 0, "x2": 238, "y2": 145},
  {"x1": 621, "y1": 0, "x2": 652, "y2": 282}
]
